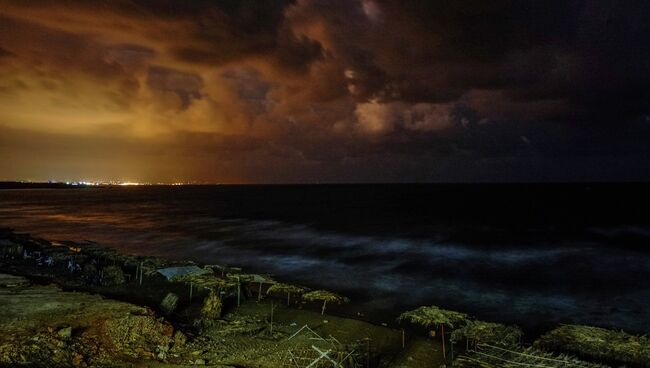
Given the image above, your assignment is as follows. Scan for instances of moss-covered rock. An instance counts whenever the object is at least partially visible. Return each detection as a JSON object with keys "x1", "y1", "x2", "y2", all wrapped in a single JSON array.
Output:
[
  {"x1": 0, "y1": 275, "x2": 174, "y2": 366},
  {"x1": 201, "y1": 291, "x2": 222, "y2": 320},
  {"x1": 172, "y1": 330, "x2": 187, "y2": 349},
  {"x1": 160, "y1": 292, "x2": 179, "y2": 315},
  {"x1": 450, "y1": 320, "x2": 522, "y2": 346},
  {"x1": 101, "y1": 265, "x2": 125, "y2": 286},
  {"x1": 194, "y1": 291, "x2": 222, "y2": 329},
  {"x1": 534, "y1": 324, "x2": 650, "y2": 368},
  {"x1": 101, "y1": 312, "x2": 173, "y2": 357},
  {"x1": 82, "y1": 264, "x2": 97, "y2": 277}
]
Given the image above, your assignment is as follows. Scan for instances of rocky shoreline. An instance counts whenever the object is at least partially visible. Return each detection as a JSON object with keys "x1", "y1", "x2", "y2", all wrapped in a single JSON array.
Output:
[
  {"x1": 2, "y1": 228, "x2": 649, "y2": 368},
  {"x1": 0, "y1": 228, "x2": 401, "y2": 367}
]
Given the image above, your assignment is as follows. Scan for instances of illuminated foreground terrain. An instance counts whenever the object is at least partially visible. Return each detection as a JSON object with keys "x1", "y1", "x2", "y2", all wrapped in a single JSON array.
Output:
[{"x1": 1, "y1": 229, "x2": 648, "y2": 367}]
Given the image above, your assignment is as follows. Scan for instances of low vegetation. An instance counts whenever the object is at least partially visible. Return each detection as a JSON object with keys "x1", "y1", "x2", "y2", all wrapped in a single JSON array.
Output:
[
  {"x1": 535, "y1": 324, "x2": 650, "y2": 367},
  {"x1": 451, "y1": 320, "x2": 523, "y2": 349}
]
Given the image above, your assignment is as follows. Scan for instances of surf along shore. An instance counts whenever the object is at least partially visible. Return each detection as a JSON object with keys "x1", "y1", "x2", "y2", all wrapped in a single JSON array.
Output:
[{"x1": 1, "y1": 228, "x2": 648, "y2": 368}]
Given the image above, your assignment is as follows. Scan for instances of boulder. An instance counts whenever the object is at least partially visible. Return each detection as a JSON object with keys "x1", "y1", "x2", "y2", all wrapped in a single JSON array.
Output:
[{"x1": 57, "y1": 326, "x2": 72, "y2": 339}]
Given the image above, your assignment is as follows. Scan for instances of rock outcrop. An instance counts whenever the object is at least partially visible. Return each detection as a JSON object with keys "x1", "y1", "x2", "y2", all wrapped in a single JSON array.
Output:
[{"x1": 0, "y1": 274, "x2": 173, "y2": 366}]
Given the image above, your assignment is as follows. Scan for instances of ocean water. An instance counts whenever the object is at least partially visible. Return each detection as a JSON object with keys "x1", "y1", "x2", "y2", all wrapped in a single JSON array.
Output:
[{"x1": 1, "y1": 184, "x2": 649, "y2": 335}]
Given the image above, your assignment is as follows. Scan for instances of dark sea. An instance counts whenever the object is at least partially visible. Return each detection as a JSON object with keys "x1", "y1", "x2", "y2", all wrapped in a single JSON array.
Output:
[{"x1": 1, "y1": 184, "x2": 649, "y2": 336}]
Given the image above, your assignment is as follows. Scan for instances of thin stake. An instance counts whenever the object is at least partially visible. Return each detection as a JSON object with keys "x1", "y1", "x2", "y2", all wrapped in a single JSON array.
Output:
[
  {"x1": 451, "y1": 339, "x2": 454, "y2": 360},
  {"x1": 139, "y1": 261, "x2": 143, "y2": 285},
  {"x1": 441, "y1": 324, "x2": 446, "y2": 361},
  {"x1": 236, "y1": 276, "x2": 240, "y2": 307},
  {"x1": 270, "y1": 301, "x2": 274, "y2": 334},
  {"x1": 189, "y1": 282, "x2": 193, "y2": 303},
  {"x1": 367, "y1": 339, "x2": 370, "y2": 368},
  {"x1": 401, "y1": 329, "x2": 405, "y2": 349}
]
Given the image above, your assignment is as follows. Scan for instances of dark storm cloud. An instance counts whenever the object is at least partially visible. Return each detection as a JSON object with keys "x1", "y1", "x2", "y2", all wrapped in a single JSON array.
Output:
[
  {"x1": 147, "y1": 66, "x2": 203, "y2": 109},
  {"x1": 138, "y1": 0, "x2": 325, "y2": 72},
  {"x1": 272, "y1": 31, "x2": 324, "y2": 72},
  {"x1": 0, "y1": 0, "x2": 649, "y2": 182},
  {"x1": 333, "y1": 1, "x2": 650, "y2": 120}
]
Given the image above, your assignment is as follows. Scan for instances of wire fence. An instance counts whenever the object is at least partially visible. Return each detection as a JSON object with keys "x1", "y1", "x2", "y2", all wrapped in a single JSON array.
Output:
[{"x1": 454, "y1": 343, "x2": 610, "y2": 368}]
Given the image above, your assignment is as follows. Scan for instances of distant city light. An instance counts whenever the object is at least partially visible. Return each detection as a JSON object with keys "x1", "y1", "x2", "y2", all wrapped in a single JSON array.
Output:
[{"x1": 6, "y1": 179, "x2": 210, "y2": 186}]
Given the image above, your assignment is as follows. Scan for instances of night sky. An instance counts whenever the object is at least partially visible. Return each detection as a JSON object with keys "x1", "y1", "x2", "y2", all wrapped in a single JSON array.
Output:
[{"x1": 0, "y1": 1, "x2": 649, "y2": 183}]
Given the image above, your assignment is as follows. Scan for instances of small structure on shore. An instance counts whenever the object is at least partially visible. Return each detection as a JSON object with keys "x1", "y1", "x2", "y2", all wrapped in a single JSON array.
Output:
[
  {"x1": 156, "y1": 265, "x2": 209, "y2": 282},
  {"x1": 399, "y1": 305, "x2": 469, "y2": 361},
  {"x1": 267, "y1": 282, "x2": 306, "y2": 305},
  {"x1": 237, "y1": 273, "x2": 275, "y2": 301},
  {"x1": 302, "y1": 290, "x2": 348, "y2": 315}
]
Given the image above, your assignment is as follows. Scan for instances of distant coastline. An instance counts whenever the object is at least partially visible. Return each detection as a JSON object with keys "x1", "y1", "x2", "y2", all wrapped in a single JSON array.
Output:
[
  {"x1": 0, "y1": 181, "x2": 98, "y2": 190},
  {"x1": 0, "y1": 181, "x2": 213, "y2": 189}
]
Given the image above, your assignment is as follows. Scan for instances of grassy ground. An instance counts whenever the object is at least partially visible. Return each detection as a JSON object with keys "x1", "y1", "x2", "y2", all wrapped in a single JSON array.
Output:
[
  {"x1": 1, "y1": 262, "x2": 446, "y2": 367},
  {"x1": 390, "y1": 338, "x2": 446, "y2": 367},
  {"x1": 209, "y1": 298, "x2": 445, "y2": 367}
]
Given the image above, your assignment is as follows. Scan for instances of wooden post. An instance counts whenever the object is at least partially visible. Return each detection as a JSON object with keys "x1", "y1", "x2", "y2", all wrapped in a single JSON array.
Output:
[
  {"x1": 287, "y1": 292, "x2": 291, "y2": 306},
  {"x1": 189, "y1": 282, "x2": 193, "y2": 303},
  {"x1": 401, "y1": 329, "x2": 405, "y2": 349},
  {"x1": 258, "y1": 282, "x2": 262, "y2": 302},
  {"x1": 139, "y1": 261, "x2": 143, "y2": 285},
  {"x1": 236, "y1": 276, "x2": 240, "y2": 307},
  {"x1": 441, "y1": 324, "x2": 446, "y2": 361},
  {"x1": 270, "y1": 301, "x2": 274, "y2": 334},
  {"x1": 367, "y1": 339, "x2": 371, "y2": 368},
  {"x1": 451, "y1": 339, "x2": 454, "y2": 360}
]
